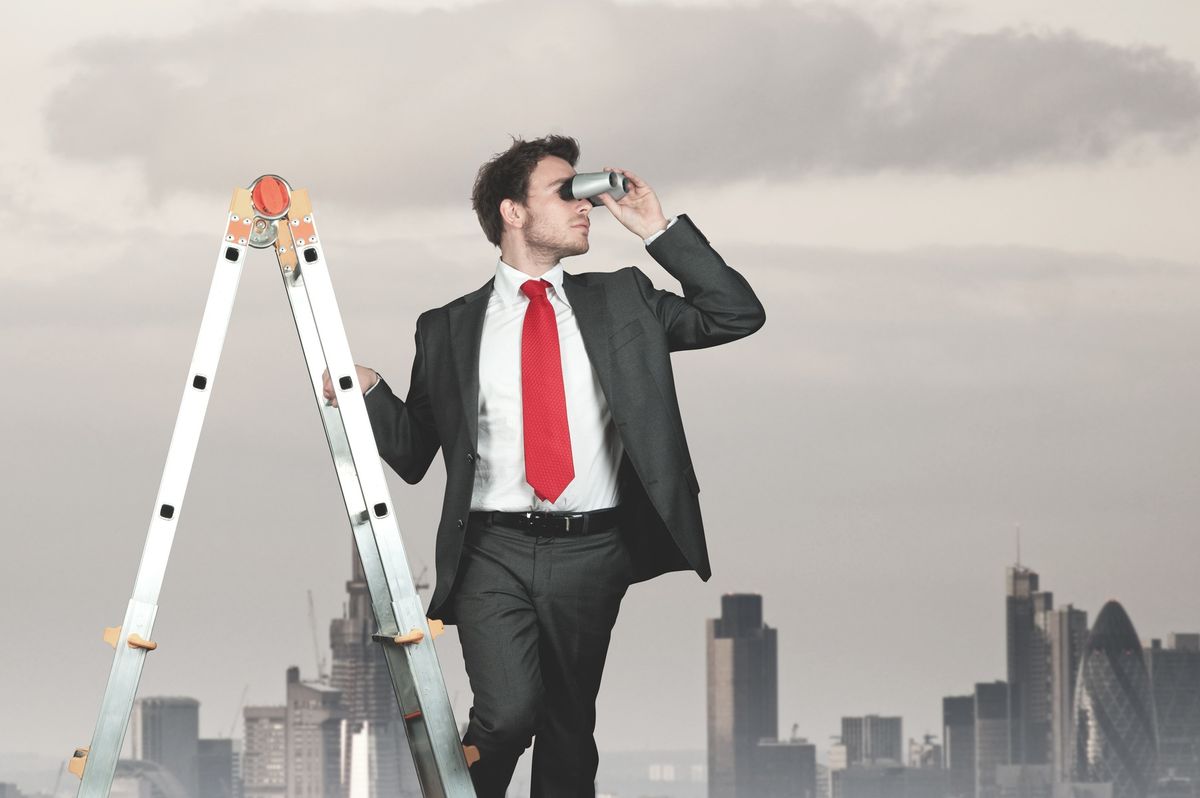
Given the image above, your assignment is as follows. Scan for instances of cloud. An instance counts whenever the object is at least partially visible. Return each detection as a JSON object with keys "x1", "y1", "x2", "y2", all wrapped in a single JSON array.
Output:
[{"x1": 42, "y1": 0, "x2": 1200, "y2": 208}]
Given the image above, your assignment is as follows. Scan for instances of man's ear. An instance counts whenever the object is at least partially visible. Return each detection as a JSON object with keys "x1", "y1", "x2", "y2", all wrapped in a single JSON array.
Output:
[{"x1": 500, "y1": 198, "x2": 525, "y2": 231}]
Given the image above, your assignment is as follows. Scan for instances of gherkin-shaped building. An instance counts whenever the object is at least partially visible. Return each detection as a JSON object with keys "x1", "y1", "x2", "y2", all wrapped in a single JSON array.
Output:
[{"x1": 1073, "y1": 601, "x2": 1158, "y2": 798}]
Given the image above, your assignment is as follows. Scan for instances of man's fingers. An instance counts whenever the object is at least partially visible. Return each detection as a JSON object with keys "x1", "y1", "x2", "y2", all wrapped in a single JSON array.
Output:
[
  {"x1": 621, "y1": 169, "x2": 648, "y2": 190},
  {"x1": 596, "y1": 191, "x2": 621, "y2": 213}
]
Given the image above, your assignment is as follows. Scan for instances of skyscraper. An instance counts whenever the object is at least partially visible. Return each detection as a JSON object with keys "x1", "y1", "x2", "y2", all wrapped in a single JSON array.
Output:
[
  {"x1": 945, "y1": 695, "x2": 977, "y2": 798},
  {"x1": 1008, "y1": 565, "x2": 1053, "y2": 767},
  {"x1": 329, "y1": 546, "x2": 420, "y2": 797},
  {"x1": 131, "y1": 697, "x2": 200, "y2": 798},
  {"x1": 841, "y1": 716, "x2": 903, "y2": 765},
  {"x1": 976, "y1": 682, "x2": 1011, "y2": 798},
  {"x1": 1048, "y1": 605, "x2": 1089, "y2": 783},
  {"x1": 1146, "y1": 634, "x2": 1200, "y2": 787},
  {"x1": 707, "y1": 593, "x2": 778, "y2": 798},
  {"x1": 285, "y1": 666, "x2": 343, "y2": 798},
  {"x1": 242, "y1": 706, "x2": 286, "y2": 798},
  {"x1": 1073, "y1": 601, "x2": 1157, "y2": 798}
]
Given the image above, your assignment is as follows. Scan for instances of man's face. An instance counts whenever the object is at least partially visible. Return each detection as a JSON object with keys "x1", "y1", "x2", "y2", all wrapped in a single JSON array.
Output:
[{"x1": 518, "y1": 155, "x2": 591, "y2": 259}]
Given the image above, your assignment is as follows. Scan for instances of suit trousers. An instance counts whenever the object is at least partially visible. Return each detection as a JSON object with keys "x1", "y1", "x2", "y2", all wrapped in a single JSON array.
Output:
[{"x1": 451, "y1": 513, "x2": 632, "y2": 798}]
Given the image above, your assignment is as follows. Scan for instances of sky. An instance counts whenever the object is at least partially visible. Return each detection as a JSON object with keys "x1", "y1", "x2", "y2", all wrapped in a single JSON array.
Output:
[{"x1": 2, "y1": 0, "x2": 1200, "y2": 782}]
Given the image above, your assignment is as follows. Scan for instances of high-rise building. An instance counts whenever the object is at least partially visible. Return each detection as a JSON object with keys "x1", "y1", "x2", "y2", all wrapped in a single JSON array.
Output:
[
  {"x1": 197, "y1": 739, "x2": 235, "y2": 798},
  {"x1": 1073, "y1": 601, "x2": 1157, "y2": 798},
  {"x1": 841, "y1": 716, "x2": 903, "y2": 765},
  {"x1": 1146, "y1": 634, "x2": 1200, "y2": 787},
  {"x1": 285, "y1": 667, "x2": 343, "y2": 798},
  {"x1": 242, "y1": 706, "x2": 286, "y2": 798},
  {"x1": 945, "y1": 695, "x2": 977, "y2": 798},
  {"x1": 752, "y1": 739, "x2": 818, "y2": 798},
  {"x1": 329, "y1": 547, "x2": 420, "y2": 797},
  {"x1": 1048, "y1": 606, "x2": 1089, "y2": 783},
  {"x1": 131, "y1": 697, "x2": 200, "y2": 798},
  {"x1": 707, "y1": 593, "x2": 778, "y2": 798},
  {"x1": 976, "y1": 682, "x2": 1011, "y2": 798},
  {"x1": 827, "y1": 741, "x2": 849, "y2": 798},
  {"x1": 1008, "y1": 566, "x2": 1053, "y2": 767}
]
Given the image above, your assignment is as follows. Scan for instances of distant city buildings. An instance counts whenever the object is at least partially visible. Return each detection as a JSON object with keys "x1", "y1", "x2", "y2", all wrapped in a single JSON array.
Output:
[
  {"x1": 975, "y1": 681, "x2": 1011, "y2": 798},
  {"x1": 911, "y1": 734, "x2": 944, "y2": 770},
  {"x1": 706, "y1": 593, "x2": 815, "y2": 798},
  {"x1": 328, "y1": 546, "x2": 419, "y2": 797},
  {"x1": 1007, "y1": 565, "x2": 1053, "y2": 768},
  {"x1": 1073, "y1": 601, "x2": 1158, "y2": 798},
  {"x1": 842, "y1": 716, "x2": 903, "y2": 766},
  {"x1": 1048, "y1": 605, "x2": 1089, "y2": 783},
  {"x1": 1146, "y1": 634, "x2": 1200, "y2": 787},
  {"x1": 945, "y1": 695, "x2": 977, "y2": 798},
  {"x1": 242, "y1": 706, "x2": 286, "y2": 798},
  {"x1": 707, "y1": 593, "x2": 778, "y2": 798},
  {"x1": 57, "y1": 555, "x2": 1200, "y2": 798},
  {"x1": 130, "y1": 697, "x2": 200, "y2": 798}
]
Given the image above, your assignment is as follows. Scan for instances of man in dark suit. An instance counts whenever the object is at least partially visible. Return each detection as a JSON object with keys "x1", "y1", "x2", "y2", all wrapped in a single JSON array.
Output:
[{"x1": 325, "y1": 135, "x2": 764, "y2": 796}]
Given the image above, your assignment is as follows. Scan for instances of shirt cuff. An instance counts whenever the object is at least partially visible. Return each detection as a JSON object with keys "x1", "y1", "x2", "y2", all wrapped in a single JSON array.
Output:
[
  {"x1": 363, "y1": 371, "x2": 381, "y2": 396},
  {"x1": 643, "y1": 216, "x2": 678, "y2": 246}
]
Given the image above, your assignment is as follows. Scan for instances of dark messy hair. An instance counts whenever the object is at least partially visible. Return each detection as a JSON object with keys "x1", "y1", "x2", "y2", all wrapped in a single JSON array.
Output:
[{"x1": 471, "y1": 134, "x2": 580, "y2": 247}]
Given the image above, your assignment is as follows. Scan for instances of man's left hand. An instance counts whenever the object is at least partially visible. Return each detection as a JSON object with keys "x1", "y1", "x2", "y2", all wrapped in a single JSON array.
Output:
[{"x1": 596, "y1": 167, "x2": 670, "y2": 240}]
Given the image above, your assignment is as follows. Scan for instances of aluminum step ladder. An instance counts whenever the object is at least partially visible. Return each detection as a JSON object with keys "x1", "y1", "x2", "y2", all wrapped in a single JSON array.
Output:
[{"x1": 69, "y1": 175, "x2": 475, "y2": 798}]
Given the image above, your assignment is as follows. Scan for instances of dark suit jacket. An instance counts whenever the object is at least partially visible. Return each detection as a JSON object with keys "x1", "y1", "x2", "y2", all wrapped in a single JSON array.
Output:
[{"x1": 364, "y1": 215, "x2": 765, "y2": 622}]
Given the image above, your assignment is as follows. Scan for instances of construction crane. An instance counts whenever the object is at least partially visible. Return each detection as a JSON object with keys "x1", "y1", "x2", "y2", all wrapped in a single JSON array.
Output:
[{"x1": 225, "y1": 684, "x2": 250, "y2": 739}]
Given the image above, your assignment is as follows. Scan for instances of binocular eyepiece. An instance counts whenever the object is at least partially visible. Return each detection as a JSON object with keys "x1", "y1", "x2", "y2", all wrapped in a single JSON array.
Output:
[{"x1": 560, "y1": 172, "x2": 631, "y2": 206}]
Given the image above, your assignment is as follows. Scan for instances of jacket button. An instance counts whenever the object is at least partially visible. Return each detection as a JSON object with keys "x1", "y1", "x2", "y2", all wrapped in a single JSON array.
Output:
[
  {"x1": 466, "y1": 452, "x2": 475, "y2": 463},
  {"x1": 457, "y1": 519, "x2": 465, "y2": 529}
]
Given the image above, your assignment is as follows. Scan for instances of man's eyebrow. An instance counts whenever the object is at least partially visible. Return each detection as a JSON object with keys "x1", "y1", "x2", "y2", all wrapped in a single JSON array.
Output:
[{"x1": 550, "y1": 177, "x2": 570, "y2": 189}]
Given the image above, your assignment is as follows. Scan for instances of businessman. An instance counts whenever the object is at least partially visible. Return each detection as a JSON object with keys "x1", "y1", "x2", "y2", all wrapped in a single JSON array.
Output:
[{"x1": 325, "y1": 135, "x2": 765, "y2": 796}]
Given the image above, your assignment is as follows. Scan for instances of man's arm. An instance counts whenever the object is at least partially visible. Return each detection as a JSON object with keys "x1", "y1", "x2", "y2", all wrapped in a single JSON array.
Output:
[
  {"x1": 636, "y1": 215, "x2": 766, "y2": 351},
  {"x1": 597, "y1": 168, "x2": 765, "y2": 351},
  {"x1": 324, "y1": 322, "x2": 441, "y2": 484}
]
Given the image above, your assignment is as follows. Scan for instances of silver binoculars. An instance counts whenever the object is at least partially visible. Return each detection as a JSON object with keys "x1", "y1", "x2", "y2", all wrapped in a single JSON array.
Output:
[{"x1": 560, "y1": 172, "x2": 631, "y2": 205}]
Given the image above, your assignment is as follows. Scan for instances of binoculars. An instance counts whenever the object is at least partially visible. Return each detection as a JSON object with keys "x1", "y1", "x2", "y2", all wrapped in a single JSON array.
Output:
[{"x1": 560, "y1": 172, "x2": 631, "y2": 206}]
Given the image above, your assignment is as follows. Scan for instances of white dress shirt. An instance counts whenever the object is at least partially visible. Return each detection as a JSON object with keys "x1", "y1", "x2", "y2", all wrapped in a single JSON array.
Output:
[
  {"x1": 471, "y1": 259, "x2": 624, "y2": 512},
  {"x1": 364, "y1": 219, "x2": 676, "y2": 513}
]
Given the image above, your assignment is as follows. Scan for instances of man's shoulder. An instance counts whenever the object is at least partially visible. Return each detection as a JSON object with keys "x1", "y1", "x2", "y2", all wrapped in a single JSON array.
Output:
[
  {"x1": 416, "y1": 278, "x2": 495, "y2": 326},
  {"x1": 565, "y1": 265, "x2": 645, "y2": 288}
]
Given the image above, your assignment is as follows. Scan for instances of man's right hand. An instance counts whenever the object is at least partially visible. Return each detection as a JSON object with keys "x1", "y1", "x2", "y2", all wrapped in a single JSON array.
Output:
[{"x1": 322, "y1": 365, "x2": 379, "y2": 408}]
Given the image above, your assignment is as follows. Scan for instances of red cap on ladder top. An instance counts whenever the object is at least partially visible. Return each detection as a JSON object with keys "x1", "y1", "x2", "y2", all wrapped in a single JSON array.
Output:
[{"x1": 250, "y1": 175, "x2": 291, "y2": 219}]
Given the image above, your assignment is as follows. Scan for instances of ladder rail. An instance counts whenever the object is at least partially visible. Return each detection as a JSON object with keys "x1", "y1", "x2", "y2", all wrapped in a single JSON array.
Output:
[
  {"x1": 77, "y1": 191, "x2": 254, "y2": 798},
  {"x1": 275, "y1": 197, "x2": 474, "y2": 796}
]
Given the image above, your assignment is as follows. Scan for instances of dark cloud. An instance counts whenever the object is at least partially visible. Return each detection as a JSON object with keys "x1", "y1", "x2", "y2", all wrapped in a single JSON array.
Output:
[{"x1": 43, "y1": 0, "x2": 1200, "y2": 207}]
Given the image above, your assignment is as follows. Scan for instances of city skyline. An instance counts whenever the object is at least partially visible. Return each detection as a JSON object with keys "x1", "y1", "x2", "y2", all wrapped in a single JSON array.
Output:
[
  {"x1": 4, "y1": 0, "x2": 1200, "y2": 775},
  {"x1": 6, "y1": 557, "x2": 1199, "y2": 797}
]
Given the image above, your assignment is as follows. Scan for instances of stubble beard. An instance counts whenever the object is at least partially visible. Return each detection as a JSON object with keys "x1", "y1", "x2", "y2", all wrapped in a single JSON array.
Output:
[{"x1": 524, "y1": 208, "x2": 589, "y2": 263}]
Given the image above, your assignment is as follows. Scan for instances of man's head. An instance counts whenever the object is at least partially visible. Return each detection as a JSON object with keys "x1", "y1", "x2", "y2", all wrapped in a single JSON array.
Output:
[{"x1": 471, "y1": 135, "x2": 592, "y2": 259}]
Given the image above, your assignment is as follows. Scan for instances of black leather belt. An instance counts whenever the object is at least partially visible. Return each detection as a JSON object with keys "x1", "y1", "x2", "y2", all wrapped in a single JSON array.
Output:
[{"x1": 472, "y1": 507, "x2": 622, "y2": 537}]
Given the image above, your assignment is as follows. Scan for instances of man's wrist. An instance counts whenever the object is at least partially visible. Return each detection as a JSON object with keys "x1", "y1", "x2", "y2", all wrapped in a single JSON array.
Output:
[{"x1": 643, "y1": 215, "x2": 678, "y2": 246}]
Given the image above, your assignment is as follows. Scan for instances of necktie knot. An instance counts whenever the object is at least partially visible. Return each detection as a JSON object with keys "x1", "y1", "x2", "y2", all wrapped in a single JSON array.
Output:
[{"x1": 521, "y1": 279, "x2": 550, "y2": 300}]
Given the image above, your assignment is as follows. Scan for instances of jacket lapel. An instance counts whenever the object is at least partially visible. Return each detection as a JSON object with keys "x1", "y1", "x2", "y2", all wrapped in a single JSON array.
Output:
[
  {"x1": 563, "y1": 273, "x2": 615, "y2": 405},
  {"x1": 448, "y1": 278, "x2": 493, "y2": 450}
]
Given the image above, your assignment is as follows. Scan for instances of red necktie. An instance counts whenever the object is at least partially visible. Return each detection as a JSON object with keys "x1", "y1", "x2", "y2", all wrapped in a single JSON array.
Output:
[{"x1": 520, "y1": 279, "x2": 574, "y2": 503}]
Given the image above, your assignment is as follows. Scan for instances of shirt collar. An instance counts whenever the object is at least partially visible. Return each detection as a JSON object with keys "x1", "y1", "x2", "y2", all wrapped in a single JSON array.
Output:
[{"x1": 493, "y1": 259, "x2": 571, "y2": 309}]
